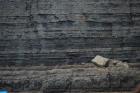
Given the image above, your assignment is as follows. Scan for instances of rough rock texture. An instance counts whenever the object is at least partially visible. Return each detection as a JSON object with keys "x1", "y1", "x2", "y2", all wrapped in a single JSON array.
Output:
[
  {"x1": 0, "y1": 0, "x2": 140, "y2": 65},
  {"x1": 42, "y1": 67, "x2": 139, "y2": 93},
  {"x1": 0, "y1": 65, "x2": 139, "y2": 93}
]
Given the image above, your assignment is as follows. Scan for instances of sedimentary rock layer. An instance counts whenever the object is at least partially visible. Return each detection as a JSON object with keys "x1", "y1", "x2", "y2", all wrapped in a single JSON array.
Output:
[
  {"x1": 0, "y1": 65, "x2": 139, "y2": 92},
  {"x1": 0, "y1": 0, "x2": 140, "y2": 65}
]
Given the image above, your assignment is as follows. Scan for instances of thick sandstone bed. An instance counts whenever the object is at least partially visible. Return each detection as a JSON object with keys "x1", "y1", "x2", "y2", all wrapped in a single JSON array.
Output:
[{"x1": 0, "y1": 64, "x2": 139, "y2": 93}]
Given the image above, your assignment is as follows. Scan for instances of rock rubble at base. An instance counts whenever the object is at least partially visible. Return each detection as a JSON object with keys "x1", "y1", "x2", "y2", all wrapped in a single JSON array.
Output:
[
  {"x1": 91, "y1": 55, "x2": 129, "y2": 69},
  {"x1": 43, "y1": 56, "x2": 135, "y2": 93}
]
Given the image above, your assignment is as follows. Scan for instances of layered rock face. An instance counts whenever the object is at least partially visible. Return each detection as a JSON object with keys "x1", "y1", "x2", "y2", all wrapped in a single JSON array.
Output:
[
  {"x1": 0, "y1": 0, "x2": 140, "y2": 65},
  {"x1": 0, "y1": 65, "x2": 139, "y2": 93}
]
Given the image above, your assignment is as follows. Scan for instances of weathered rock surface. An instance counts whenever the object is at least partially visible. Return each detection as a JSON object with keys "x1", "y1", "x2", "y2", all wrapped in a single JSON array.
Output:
[
  {"x1": 42, "y1": 67, "x2": 139, "y2": 93},
  {"x1": 0, "y1": 65, "x2": 139, "y2": 93},
  {"x1": 0, "y1": 0, "x2": 140, "y2": 65}
]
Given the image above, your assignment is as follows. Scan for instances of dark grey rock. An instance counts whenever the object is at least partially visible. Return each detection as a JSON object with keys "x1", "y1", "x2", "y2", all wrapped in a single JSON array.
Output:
[{"x1": 0, "y1": 0, "x2": 140, "y2": 65}]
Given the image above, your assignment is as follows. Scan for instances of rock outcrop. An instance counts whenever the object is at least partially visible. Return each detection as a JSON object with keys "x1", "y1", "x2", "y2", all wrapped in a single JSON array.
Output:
[
  {"x1": 42, "y1": 67, "x2": 138, "y2": 93},
  {"x1": 0, "y1": 65, "x2": 139, "y2": 93}
]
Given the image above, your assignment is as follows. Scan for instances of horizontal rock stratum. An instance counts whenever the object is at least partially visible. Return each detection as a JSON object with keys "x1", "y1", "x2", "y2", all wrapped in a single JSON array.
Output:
[
  {"x1": 0, "y1": 64, "x2": 139, "y2": 93},
  {"x1": 0, "y1": 0, "x2": 140, "y2": 65}
]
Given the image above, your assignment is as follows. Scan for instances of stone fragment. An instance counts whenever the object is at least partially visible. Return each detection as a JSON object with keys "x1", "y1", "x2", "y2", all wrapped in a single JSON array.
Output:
[
  {"x1": 91, "y1": 55, "x2": 129, "y2": 69},
  {"x1": 108, "y1": 59, "x2": 129, "y2": 69},
  {"x1": 116, "y1": 61, "x2": 129, "y2": 68},
  {"x1": 91, "y1": 55, "x2": 109, "y2": 67}
]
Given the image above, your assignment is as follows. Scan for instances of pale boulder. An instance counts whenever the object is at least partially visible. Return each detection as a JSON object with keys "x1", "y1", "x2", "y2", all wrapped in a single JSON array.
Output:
[{"x1": 91, "y1": 55, "x2": 109, "y2": 67}]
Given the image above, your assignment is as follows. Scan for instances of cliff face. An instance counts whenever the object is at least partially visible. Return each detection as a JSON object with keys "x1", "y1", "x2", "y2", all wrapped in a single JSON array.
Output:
[{"x1": 0, "y1": 0, "x2": 140, "y2": 65}]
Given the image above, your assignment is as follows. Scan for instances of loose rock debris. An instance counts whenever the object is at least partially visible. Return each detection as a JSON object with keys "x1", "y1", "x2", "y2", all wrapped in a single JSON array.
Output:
[
  {"x1": 91, "y1": 55, "x2": 129, "y2": 68},
  {"x1": 91, "y1": 55, "x2": 109, "y2": 67}
]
